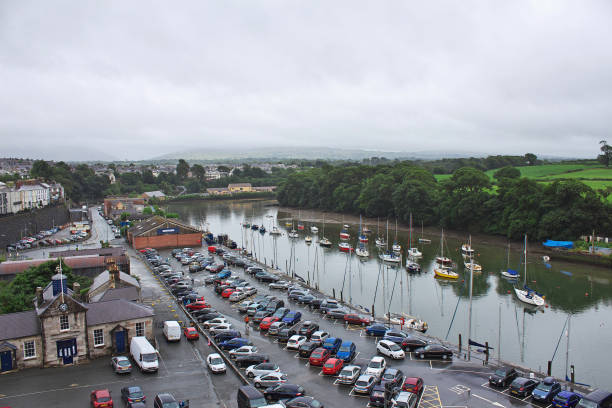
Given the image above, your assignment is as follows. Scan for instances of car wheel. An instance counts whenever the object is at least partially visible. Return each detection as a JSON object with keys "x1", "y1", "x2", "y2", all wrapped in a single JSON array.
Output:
[
  {"x1": 248, "y1": 372, "x2": 254, "y2": 378},
  {"x1": 419, "y1": 354, "x2": 425, "y2": 359},
  {"x1": 254, "y1": 382, "x2": 260, "y2": 388},
  {"x1": 442, "y1": 354, "x2": 447, "y2": 360}
]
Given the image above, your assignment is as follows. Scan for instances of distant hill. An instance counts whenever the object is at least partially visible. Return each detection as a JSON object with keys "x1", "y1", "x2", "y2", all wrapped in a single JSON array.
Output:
[{"x1": 151, "y1": 146, "x2": 490, "y2": 162}]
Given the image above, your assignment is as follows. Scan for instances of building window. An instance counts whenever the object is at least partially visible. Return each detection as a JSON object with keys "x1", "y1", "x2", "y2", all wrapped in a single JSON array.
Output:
[
  {"x1": 136, "y1": 322, "x2": 145, "y2": 337},
  {"x1": 93, "y1": 329, "x2": 104, "y2": 347},
  {"x1": 24, "y1": 341, "x2": 36, "y2": 359},
  {"x1": 60, "y1": 315, "x2": 69, "y2": 331}
]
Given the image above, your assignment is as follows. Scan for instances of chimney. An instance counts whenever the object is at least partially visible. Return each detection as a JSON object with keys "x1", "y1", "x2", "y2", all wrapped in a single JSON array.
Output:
[
  {"x1": 35, "y1": 286, "x2": 44, "y2": 306},
  {"x1": 107, "y1": 258, "x2": 119, "y2": 289},
  {"x1": 72, "y1": 282, "x2": 81, "y2": 301}
]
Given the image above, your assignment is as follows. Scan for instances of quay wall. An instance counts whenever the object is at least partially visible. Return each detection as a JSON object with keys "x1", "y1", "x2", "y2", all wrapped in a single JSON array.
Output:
[{"x1": 0, "y1": 205, "x2": 69, "y2": 249}]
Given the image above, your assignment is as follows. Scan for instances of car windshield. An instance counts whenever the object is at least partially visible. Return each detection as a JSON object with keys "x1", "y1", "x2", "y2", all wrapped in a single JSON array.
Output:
[
  {"x1": 578, "y1": 400, "x2": 598, "y2": 408},
  {"x1": 249, "y1": 397, "x2": 268, "y2": 407},
  {"x1": 369, "y1": 361, "x2": 382, "y2": 368},
  {"x1": 339, "y1": 346, "x2": 350, "y2": 352},
  {"x1": 556, "y1": 395, "x2": 569, "y2": 402},
  {"x1": 129, "y1": 391, "x2": 144, "y2": 398},
  {"x1": 340, "y1": 369, "x2": 352, "y2": 376},
  {"x1": 356, "y1": 380, "x2": 368, "y2": 387},
  {"x1": 118, "y1": 360, "x2": 131, "y2": 366},
  {"x1": 536, "y1": 382, "x2": 552, "y2": 392},
  {"x1": 98, "y1": 397, "x2": 111, "y2": 402},
  {"x1": 210, "y1": 357, "x2": 224, "y2": 365},
  {"x1": 324, "y1": 363, "x2": 334, "y2": 368},
  {"x1": 389, "y1": 343, "x2": 402, "y2": 351},
  {"x1": 494, "y1": 369, "x2": 507, "y2": 377},
  {"x1": 383, "y1": 372, "x2": 395, "y2": 380},
  {"x1": 142, "y1": 353, "x2": 157, "y2": 362},
  {"x1": 162, "y1": 402, "x2": 180, "y2": 408}
]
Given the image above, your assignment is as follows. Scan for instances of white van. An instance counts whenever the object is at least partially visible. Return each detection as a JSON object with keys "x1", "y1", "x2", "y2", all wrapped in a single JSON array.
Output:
[
  {"x1": 130, "y1": 336, "x2": 159, "y2": 372},
  {"x1": 163, "y1": 321, "x2": 182, "y2": 342}
]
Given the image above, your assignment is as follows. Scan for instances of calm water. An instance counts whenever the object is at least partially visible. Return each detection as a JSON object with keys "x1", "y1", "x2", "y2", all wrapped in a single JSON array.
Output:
[{"x1": 168, "y1": 200, "x2": 612, "y2": 389}]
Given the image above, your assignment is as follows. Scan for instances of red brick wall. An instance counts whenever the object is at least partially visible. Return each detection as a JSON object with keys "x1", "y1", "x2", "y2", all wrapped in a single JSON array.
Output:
[{"x1": 132, "y1": 233, "x2": 202, "y2": 250}]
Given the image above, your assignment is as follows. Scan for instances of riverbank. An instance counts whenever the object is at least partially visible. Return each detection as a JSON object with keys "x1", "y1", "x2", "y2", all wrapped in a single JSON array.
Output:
[
  {"x1": 278, "y1": 206, "x2": 612, "y2": 269},
  {"x1": 166, "y1": 192, "x2": 275, "y2": 202}
]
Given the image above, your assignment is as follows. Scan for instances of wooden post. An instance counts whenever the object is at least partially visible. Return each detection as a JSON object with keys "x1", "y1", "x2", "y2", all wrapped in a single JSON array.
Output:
[
  {"x1": 458, "y1": 334, "x2": 462, "y2": 358},
  {"x1": 485, "y1": 342, "x2": 489, "y2": 364},
  {"x1": 570, "y1": 365, "x2": 575, "y2": 383},
  {"x1": 332, "y1": 288, "x2": 336, "y2": 299},
  {"x1": 547, "y1": 361, "x2": 552, "y2": 376},
  {"x1": 371, "y1": 304, "x2": 375, "y2": 318},
  {"x1": 340, "y1": 290, "x2": 343, "y2": 302}
]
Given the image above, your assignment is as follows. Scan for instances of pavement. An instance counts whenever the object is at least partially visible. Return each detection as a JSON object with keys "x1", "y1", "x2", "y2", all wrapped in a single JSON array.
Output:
[{"x1": 0, "y1": 210, "x2": 583, "y2": 408}]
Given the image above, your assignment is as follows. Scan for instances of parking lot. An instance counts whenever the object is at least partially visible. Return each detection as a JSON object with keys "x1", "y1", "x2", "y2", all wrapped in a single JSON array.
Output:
[{"x1": 159, "y1": 246, "x2": 568, "y2": 408}]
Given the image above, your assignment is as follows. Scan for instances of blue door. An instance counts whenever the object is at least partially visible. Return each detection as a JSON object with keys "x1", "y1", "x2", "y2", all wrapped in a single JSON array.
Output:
[
  {"x1": 0, "y1": 350, "x2": 12, "y2": 372},
  {"x1": 56, "y1": 339, "x2": 77, "y2": 364},
  {"x1": 115, "y1": 331, "x2": 126, "y2": 353}
]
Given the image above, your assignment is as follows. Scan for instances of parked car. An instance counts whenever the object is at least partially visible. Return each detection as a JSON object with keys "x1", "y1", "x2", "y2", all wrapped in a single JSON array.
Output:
[
  {"x1": 153, "y1": 393, "x2": 180, "y2": 408},
  {"x1": 268, "y1": 321, "x2": 288, "y2": 336},
  {"x1": 246, "y1": 363, "x2": 280, "y2": 378},
  {"x1": 377, "y1": 339, "x2": 405, "y2": 360},
  {"x1": 259, "y1": 316, "x2": 281, "y2": 331},
  {"x1": 337, "y1": 365, "x2": 362, "y2": 385},
  {"x1": 282, "y1": 311, "x2": 302, "y2": 325},
  {"x1": 229, "y1": 345, "x2": 259, "y2": 359},
  {"x1": 344, "y1": 314, "x2": 374, "y2": 326},
  {"x1": 263, "y1": 384, "x2": 305, "y2": 402},
  {"x1": 402, "y1": 377, "x2": 424, "y2": 394},
  {"x1": 309, "y1": 348, "x2": 331, "y2": 366},
  {"x1": 552, "y1": 391, "x2": 583, "y2": 408},
  {"x1": 399, "y1": 334, "x2": 430, "y2": 351},
  {"x1": 322, "y1": 357, "x2": 344, "y2": 375},
  {"x1": 413, "y1": 344, "x2": 452, "y2": 360},
  {"x1": 110, "y1": 356, "x2": 132, "y2": 374},
  {"x1": 336, "y1": 341, "x2": 356, "y2": 362},
  {"x1": 380, "y1": 368, "x2": 404, "y2": 389},
  {"x1": 121, "y1": 386, "x2": 145, "y2": 405},
  {"x1": 272, "y1": 307, "x2": 290, "y2": 320},
  {"x1": 322, "y1": 337, "x2": 342, "y2": 355},
  {"x1": 284, "y1": 396, "x2": 324, "y2": 408},
  {"x1": 310, "y1": 331, "x2": 329, "y2": 346},
  {"x1": 365, "y1": 356, "x2": 387, "y2": 379},
  {"x1": 327, "y1": 308, "x2": 349, "y2": 320},
  {"x1": 391, "y1": 391, "x2": 419, "y2": 408},
  {"x1": 269, "y1": 281, "x2": 291, "y2": 290},
  {"x1": 238, "y1": 300, "x2": 254, "y2": 313},
  {"x1": 186, "y1": 301, "x2": 210, "y2": 311},
  {"x1": 531, "y1": 377, "x2": 562, "y2": 403},
  {"x1": 298, "y1": 321, "x2": 319, "y2": 338},
  {"x1": 253, "y1": 372, "x2": 288, "y2": 388},
  {"x1": 298, "y1": 341, "x2": 319, "y2": 358},
  {"x1": 219, "y1": 338, "x2": 252, "y2": 350},
  {"x1": 489, "y1": 366, "x2": 518, "y2": 387},
  {"x1": 353, "y1": 375, "x2": 377, "y2": 394},
  {"x1": 277, "y1": 328, "x2": 297, "y2": 343},
  {"x1": 577, "y1": 389, "x2": 612, "y2": 408},
  {"x1": 235, "y1": 354, "x2": 270, "y2": 368},
  {"x1": 91, "y1": 389, "x2": 114, "y2": 408},
  {"x1": 509, "y1": 377, "x2": 539, "y2": 398},
  {"x1": 202, "y1": 317, "x2": 229, "y2": 329},
  {"x1": 183, "y1": 326, "x2": 199, "y2": 340},
  {"x1": 365, "y1": 324, "x2": 390, "y2": 337},
  {"x1": 287, "y1": 335, "x2": 308, "y2": 350},
  {"x1": 213, "y1": 330, "x2": 241, "y2": 343},
  {"x1": 370, "y1": 384, "x2": 388, "y2": 407}
]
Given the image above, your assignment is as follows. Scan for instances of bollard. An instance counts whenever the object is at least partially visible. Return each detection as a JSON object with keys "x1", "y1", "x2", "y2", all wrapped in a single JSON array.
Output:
[
  {"x1": 458, "y1": 334, "x2": 462, "y2": 358},
  {"x1": 485, "y1": 342, "x2": 489, "y2": 364},
  {"x1": 332, "y1": 288, "x2": 336, "y2": 299}
]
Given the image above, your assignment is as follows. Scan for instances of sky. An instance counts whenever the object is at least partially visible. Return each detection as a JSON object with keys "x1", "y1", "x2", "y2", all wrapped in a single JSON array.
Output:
[{"x1": 1, "y1": 1, "x2": 611, "y2": 161}]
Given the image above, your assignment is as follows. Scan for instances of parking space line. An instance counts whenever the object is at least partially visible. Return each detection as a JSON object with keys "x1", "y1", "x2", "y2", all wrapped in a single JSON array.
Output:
[{"x1": 348, "y1": 389, "x2": 370, "y2": 398}]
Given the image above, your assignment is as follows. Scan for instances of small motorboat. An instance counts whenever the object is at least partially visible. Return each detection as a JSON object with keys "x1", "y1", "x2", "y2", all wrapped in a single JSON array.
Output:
[
  {"x1": 392, "y1": 243, "x2": 401, "y2": 253},
  {"x1": 405, "y1": 318, "x2": 428, "y2": 333},
  {"x1": 305, "y1": 236, "x2": 312, "y2": 244},
  {"x1": 356, "y1": 246, "x2": 369, "y2": 257},
  {"x1": 406, "y1": 261, "x2": 421, "y2": 273},
  {"x1": 340, "y1": 229, "x2": 350, "y2": 240},
  {"x1": 379, "y1": 251, "x2": 401, "y2": 263},
  {"x1": 461, "y1": 243, "x2": 475, "y2": 256},
  {"x1": 310, "y1": 225, "x2": 318, "y2": 233},
  {"x1": 288, "y1": 230, "x2": 299, "y2": 238},
  {"x1": 270, "y1": 227, "x2": 281, "y2": 235},
  {"x1": 407, "y1": 247, "x2": 422, "y2": 258},
  {"x1": 436, "y1": 256, "x2": 452, "y2": 265},
  {"x1": 501, "y1": 269, "x2": 519, "y2": 279},
  {"x1": 319, "y1": 237, "x2": 332, "y2": 247},
  {"x1": 375, "y1": 238, "x2": 386, "y2": 247},
  {"x1": 338, "y1": 242, "x2": 353, "y2": 252},
  {"x1": 464, "y1": 261, "x2": 482, "y2": 272}
]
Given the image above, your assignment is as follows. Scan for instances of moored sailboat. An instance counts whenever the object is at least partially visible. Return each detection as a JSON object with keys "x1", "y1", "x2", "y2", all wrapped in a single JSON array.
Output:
[
  {"x1": 434, "y1": 229, "x2": 458, "y2": 279},
  {"x1": 514, "y1": 235, "x2": 545, "y2": 307}
]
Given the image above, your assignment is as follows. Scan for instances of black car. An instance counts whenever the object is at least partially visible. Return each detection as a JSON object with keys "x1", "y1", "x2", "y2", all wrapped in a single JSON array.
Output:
[
  {"x1": 197, "y1": 312, "x2": 222, "y2": 322},
  {"x1": 288, "y1": 290, "x2": 308, "y2": 301},
  {"x1": 192, "y1": 308, "x2": 217, "y2": 317},
  {"x1": 259, "y1": 274, "x2": 280, "y2": 283},
  {"x1": 285, "y1": 396, "x2": 324, "y2": 408},
  {"x1": 297, "y1": 294, "x2": 316, "y2": 304},
  {"x1": 401, "y1": 334, "x2": 430, "y2": 351},
  {"x1": 277, "y1": 328, "x2": 297, "y2": 343},
  {"x1": 215, "y1": 284, "x2": 231, "y2": 294},
  {"x1": 509, "y1": 377, "x2": 539, "y2": 398},
  {"x1": 214, "y1": 330, "x2": 241, "y2": 343},
  {"x1": 413, "y1": 344, "x2": 453, "y2": 360},
  {"x1": 327, "y1": 308, "x2": 349, "y2": 319},
  {"x1": 298, "y1": 321, "x2": 319, "y2": 338},
  {"x1": 121, "y1": 386, "x2": 145, "y2": 404},
  {"x1": 264, "y1": 384, "x2": 305, "y2": 402},
  {"x1": 489, "y1": 366, "x2": 518, "y2": 387},
  {"x1": 380, "y1": 368, "x2": 404, "y2": 389},
  {"x1": 235, "y1": 354, "x2": 270, "y2": 368},
  {"x1": 298, "y1": 341, "x2": 319, "y2": 358},
  {"x1": 310, "y1": 299, "x2": 324, "y2": 309}
]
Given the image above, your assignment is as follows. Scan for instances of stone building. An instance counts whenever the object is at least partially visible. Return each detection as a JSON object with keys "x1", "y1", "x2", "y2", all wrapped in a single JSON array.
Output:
[{"x1": 0, "y1": 272, "x2": 153, "y2": 373}]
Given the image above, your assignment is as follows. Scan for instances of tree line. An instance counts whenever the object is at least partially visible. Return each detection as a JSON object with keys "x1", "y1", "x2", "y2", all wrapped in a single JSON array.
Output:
[{"x1": 276, "y1": 162, "x2": 612, "y2": 241}]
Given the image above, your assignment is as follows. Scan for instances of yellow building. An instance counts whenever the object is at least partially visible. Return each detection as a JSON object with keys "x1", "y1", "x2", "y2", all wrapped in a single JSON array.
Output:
[{"x1": 227, "y1": 183, "x2": 253, "y2": 193}]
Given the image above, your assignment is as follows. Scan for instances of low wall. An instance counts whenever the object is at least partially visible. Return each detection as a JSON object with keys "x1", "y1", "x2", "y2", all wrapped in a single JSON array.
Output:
[{"x1": 0, "y1": 204, "x2": 69, "y2": 249}]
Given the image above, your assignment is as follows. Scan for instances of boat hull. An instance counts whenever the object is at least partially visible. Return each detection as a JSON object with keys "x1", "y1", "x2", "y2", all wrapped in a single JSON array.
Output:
[
  {"x1": 434, "y1": 268, "x2": 458, "y2": 279},
  {"x1": 514, "y1": 288, "x2": 545, "y2": 306}
]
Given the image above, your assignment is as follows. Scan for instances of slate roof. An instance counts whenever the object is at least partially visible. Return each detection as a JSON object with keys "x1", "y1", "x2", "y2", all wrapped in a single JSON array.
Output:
[
  {"x1": 127, "y1": 216, "x2": 200, "y2": 236},
  {"x1": 89, "y1": 270, "x2": 139, "y2": 294},
  {"x1": 86, "y1": 300, "x2": 154, "y2": 325},
  {"x1": 0, "y1": 310, "x2": 41, "y2": 341},
  {"x1": 0, "y1": 256, "x2": 112, "y2": 277},
  {"x1": 91, "y1": 287, "x2": 140, "y2": 303}
]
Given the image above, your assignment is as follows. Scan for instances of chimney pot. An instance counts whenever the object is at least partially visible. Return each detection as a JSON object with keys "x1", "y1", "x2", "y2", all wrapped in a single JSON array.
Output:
[{"x1": 35, "y1": 286, "x2": 43, "y2": 306}]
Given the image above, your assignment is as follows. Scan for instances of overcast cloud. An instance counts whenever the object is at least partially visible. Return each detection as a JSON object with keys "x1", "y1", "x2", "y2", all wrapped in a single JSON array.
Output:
[{"x1": 1, "y1": 0, "x2": 611, "y2": 161}]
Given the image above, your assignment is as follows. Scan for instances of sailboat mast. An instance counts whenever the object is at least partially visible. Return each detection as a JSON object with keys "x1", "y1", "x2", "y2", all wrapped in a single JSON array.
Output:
[
  {"x1": 524, "y1": 234, "x2": 527, "y2": 287},
  {"x1": 565, "y1": 314, "x2": 571, "y2": 381},
  {"x1": 409, "y1": 213, "x2": 412, "y2": 249}
]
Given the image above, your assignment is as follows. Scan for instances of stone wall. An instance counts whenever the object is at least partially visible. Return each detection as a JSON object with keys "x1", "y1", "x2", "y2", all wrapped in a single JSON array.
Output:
[
  {"x1": 87, "y1": 317, "x2": 153, "y2": 359},
  {"x1": 0, "y1": 204, "x2": 69, "y2": 248}
]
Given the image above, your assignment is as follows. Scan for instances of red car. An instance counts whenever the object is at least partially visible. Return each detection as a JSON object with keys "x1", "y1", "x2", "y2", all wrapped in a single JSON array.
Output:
[
  {"x1": 402, "y1": 377, "x2": 424, "y2": 394},
  {"x1": 322, "y1": 357, "x2": 344, "y2": 375},
  {"x1": 183, "y1": 327, "x2": 199, "y2": 340},
  {"x1": 259, "y1": 317, "x2": 280, "y2": 331},
  {"x1": 91, "y1": 389, "x2": 113, "y2": 408},
  {"x1": 343, "y1": 314, "x2": 374, "y2": 326},
  {"x1": 221, "y1": 288, "x2": 236, "y2": 298},
  {"x1": 208, "y1": 246, "x2": 218, "y2": 253},
  {"x1": 309, "y1": 347, "x2": 331, "y2": 366},
  {"x1": 186, "y1": 301, "x2": 210, "y2": 311}
]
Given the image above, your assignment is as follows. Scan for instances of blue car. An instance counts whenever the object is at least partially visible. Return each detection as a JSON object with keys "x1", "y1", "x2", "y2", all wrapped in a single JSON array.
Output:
[
  {"x1": 531, "y1": 377, "x2": 562, "y2": 403},
  {"x1": 215, "y1": 270, "x2": 231, "y2": 279},
  {"x1": 552, "y1": 391, "x2": 583, "y2": 408},
  {"x1": 336, "y1": 341, "x2": 356, "y2": 362},
  {"x1": 365, "y1": 324, "x2": 389, "y2": 337},
  {"x1": 322, "y1": 337, "x2": 342, "y2": 354},
  {"x1": 219, "y1": 338, "x2": 252, "y2": 350},
  {"x1": 282, "y1": 311, "x2": 302, "y2": 325}
]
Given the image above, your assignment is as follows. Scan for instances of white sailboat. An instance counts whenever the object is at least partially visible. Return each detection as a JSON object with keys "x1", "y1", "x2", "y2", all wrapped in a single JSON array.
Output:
[
  {"x1": 375, "y1": 217, "x2": 386, "y2": 247},
  {"x1": 501, "y1": 243, "x2": 519, "y2": 279},
  {"x1": 514, "y1": 235, "x2": 545, "y2": 307},
  {"x1": 407, "y1": 213, "x2": 422, "y2": 258},
  {"x1": 288, "y1": 221, "x2": 299, "y2": 238},
  {"x1": 356, "y1": 215, "x2": 369, "y2": 258},
  {"x1": 318, "y1": 214, "x2": 331, "y2": 247},
  {"x1": 392, "y1": 218, "x2": 401, "y2": 253},
  {"x1": 434, "y1": 229, "x2": 458, "y2": 279}
]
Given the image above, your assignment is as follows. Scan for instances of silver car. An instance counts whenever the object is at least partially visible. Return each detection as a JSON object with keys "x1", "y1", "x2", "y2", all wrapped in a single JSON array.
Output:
[
  {"x1": 237, "y1": 300, "x2": 254, "y2": 313},
  {"x1": 253, "y1": 372, "x2": 288, "y2": 388},
  {"x1": 353, "y1": 374, "x2": 376, "y2": 394},
  {"x1": 110, "y1": 356, "x2": 132, "y2": 374},
  {"x1": 245, "y1": 363, "x2": 280, "y2": 378},
  {"x1": 337, "y1": 365, "x2": 361, "y2": 384}
]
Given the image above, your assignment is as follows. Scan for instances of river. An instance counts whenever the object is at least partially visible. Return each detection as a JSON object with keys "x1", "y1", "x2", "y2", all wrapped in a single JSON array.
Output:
[{"x1": 167, "y1": 199, "x2": 612, "y2": 389}]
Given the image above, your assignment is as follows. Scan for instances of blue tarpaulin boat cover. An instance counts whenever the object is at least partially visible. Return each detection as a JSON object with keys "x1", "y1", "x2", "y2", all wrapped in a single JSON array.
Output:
[
  {"x1": 542, "y1": 240, "x2": 574, "y2": 249},
  {"x1": 506, "y1": 269, "x2": 518, "y2": 276}
]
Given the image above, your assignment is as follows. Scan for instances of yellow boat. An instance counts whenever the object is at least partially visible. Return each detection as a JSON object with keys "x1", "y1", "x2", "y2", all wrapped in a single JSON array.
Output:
[{"x1": 434, "y1": 267, "x2": 459, "y2": 280}]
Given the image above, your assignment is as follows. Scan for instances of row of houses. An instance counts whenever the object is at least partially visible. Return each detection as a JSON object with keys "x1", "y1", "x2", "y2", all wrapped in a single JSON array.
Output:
[
  {"x1": 0, "y1": 180, "x2": 64, "y2": 215},
  {"x1": 206, "y1": 183, "x2": 276, "y2": 196}
]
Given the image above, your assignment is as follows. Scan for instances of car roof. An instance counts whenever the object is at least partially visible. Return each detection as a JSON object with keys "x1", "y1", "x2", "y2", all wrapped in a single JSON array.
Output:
[
  {"x1": 558, "y1": 391, "x2": 579, "y2": 397},
  {"x1": 341, "y1": 341, "x2": 354, "y2": 346},
  {"x1": 157, "y1": 393, "x2": 176, "y2": 402},
  {"x1": 94, "y1": 390, "x2": 110, "y2": 397},
  {"x1": 358, "y1": 374, "x2": 374, "y2": 380},
  {"x1": 371, "y1": 356, "x2": 384, "y2": 362},
  {"x1": 209, "y1": 353, "x2": 222, "y2": 358},
  {"x1": 542, "y1": 376, "x2": 557, "y2": 385}
]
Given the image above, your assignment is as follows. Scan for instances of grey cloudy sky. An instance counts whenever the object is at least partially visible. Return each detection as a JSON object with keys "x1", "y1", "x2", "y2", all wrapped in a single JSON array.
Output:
[{"x1": 1, "y1": 1, "x2": 611, "y2": 161}]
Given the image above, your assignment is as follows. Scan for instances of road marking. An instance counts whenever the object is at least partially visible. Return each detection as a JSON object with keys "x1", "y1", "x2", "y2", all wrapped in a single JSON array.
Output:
[
  {"x1": 348, "y1": 389, "x2": 370, "y2": 398},
  {"x1": 472, "y1": 394, "x2": 505, "y2": 407},
  {"x1": 419, "y1": 385, "x2": 442, "y2": 408},
  {"x1": 449, "y1": 385, "x2": 470, "y2": 395}
]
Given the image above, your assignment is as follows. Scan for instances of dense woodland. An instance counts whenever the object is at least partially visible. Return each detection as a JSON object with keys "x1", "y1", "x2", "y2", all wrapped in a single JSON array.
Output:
[{"x1": 277, "y1": 162, "x2": 612, "y2": 241}]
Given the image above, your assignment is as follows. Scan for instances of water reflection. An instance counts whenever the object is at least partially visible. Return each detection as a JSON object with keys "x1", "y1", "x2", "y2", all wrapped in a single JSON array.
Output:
[{"x1": 167, "y1": 200, "x2": 612, "y2": 388}]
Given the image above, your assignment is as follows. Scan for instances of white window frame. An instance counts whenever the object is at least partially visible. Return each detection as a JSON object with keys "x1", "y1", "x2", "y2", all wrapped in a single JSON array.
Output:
[
  {"x1": 23, "y1": 341, "x2": 36, "y2": 359},
  {"x1": 59, "y1": 315, "x2": 69, "y2": 331},
  {"x1": 135, "y1": 322, "x2": 145, "y2": 337},
  {"x1": 93, "y1": 329, "x2": 104, "y2": 347}
]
